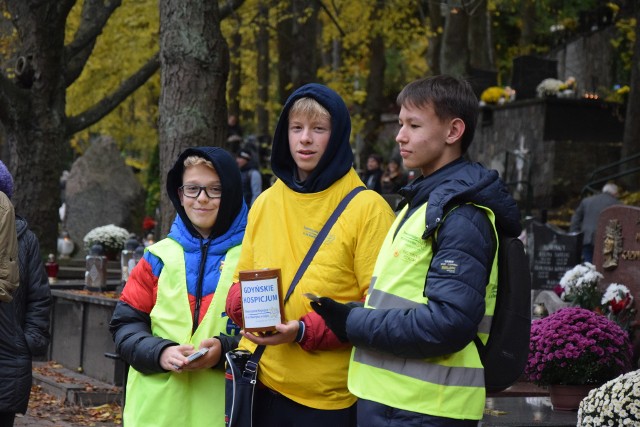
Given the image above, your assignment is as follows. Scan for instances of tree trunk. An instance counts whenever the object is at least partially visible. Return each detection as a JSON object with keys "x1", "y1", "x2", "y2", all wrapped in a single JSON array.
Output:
[
  {"x1": 158, "y1": 0, "x2": 229, "y2": 237},
  {"x1": 256, "y1": 2, "x2": 270, "y2": 139},
  {"x1": 519, "y1": 0, "x2": 536, "y2": 53},
  {"x1": 276, "y1": 0, "x2": 319, "y2": 103},
  {"x1": 440, "y1": 5, "x2": 470, "y2": 77},
  {"x1": 426, "y1": 2, "x2": 444, "y2": 75},
  {"x1": 468, "y1": 0, "x2": 493, "y2": 71},
  {"x1": 621, "y1": 5, "x2": 640, "y2": 190},
  {"x1": 2, "y1": 2, "x2": 70, "y2": 254},
  {"x1": 228, "y1": 21, "x2": 242, "y2": 118},
  {"x1": 359, "y1": 0, "x2": 386, "y2": 167}
]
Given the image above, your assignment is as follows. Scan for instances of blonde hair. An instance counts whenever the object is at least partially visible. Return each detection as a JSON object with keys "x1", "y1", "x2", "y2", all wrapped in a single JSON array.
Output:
[
  {"x1": 183, "y1": 155, "x2": 214, "y2": 170},
  {"x1": 289, "y1": 98, "x2": 331, "y2": 123}
]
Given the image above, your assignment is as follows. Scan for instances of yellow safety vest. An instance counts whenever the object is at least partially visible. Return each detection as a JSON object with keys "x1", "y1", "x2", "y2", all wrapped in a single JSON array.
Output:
[
  {"x1": 349, "y1": 203, "x2": 498, "y2": 420},
  {"x1": 124, "y1": 239, "x2": 241, "y2": 427}
]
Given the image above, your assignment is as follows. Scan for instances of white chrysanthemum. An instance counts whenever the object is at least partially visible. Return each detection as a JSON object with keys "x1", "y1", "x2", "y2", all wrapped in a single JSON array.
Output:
[
  {"x1": 83, "y1": 224, "x2": 130, "y2": 253},
  {"x1": 578, "y1": 370, "x2": 640, "y2": 425}
]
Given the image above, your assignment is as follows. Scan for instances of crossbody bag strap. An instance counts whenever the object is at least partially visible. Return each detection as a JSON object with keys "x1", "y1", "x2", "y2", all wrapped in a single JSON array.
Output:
[
  {"x1": 284, "y1": 186, "x2": 365, "y2": 303},
  {"x1": 250, "y1": 186, "x2": 366, "y2": 364}
]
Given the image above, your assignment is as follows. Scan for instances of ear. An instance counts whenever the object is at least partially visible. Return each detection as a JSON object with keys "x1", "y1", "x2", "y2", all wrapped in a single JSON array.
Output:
[{"x1": 445, "y1": 118, "x2": 466, "y2": 145}]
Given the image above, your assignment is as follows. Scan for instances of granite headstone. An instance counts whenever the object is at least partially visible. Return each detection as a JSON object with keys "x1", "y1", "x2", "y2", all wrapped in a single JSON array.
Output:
[
  {"x1": 65, "y1": 136, "x2": 145, "y2": 253},
  {"x1": 528, "y1": 221, "x2": 582, "y2": 290}
]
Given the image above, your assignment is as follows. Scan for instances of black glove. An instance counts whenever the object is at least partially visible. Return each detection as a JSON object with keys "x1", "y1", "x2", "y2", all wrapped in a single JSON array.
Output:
[{"x1": 310, "y1": 297, "x2": 354, "y2": 342}]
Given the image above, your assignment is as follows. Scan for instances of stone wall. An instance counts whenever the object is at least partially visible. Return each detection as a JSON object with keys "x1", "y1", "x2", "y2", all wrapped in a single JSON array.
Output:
[{"x1": 469, "y1": 98, "x2": 624, "y2": 211}]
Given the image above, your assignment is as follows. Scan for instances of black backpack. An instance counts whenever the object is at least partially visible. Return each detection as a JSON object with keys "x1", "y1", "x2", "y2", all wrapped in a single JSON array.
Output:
[
  {"x1": 433, "y1": 215, "x2": 532, "y2": 393},
  {"x1": 476, "y1": 235, "x2": 532, "y2": 393}
]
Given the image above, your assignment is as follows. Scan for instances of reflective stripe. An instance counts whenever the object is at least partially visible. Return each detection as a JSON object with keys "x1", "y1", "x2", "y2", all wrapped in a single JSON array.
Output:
[
  {"x1": 368, "y1": 288, "x2": 493, "y2": 335},
  {"x1": 367, "y1": 288, "x2": 421, "y2": 309},
  {"x1": 478, "y1": 314, "x2": 493, "y2": 335},
  {"x1": 353, "y1": 348, "x2": 485, "y2": 387}
]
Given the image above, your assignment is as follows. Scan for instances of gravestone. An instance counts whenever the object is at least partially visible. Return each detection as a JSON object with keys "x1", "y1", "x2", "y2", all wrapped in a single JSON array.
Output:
[
  {"x1": 527, "y1": 221, "x2": 582, "y2": 290},
  {"x1": 593, "y1": 205, "x2": 640, "y2": 364},
  {"x1": 511, "y1": 55, "x2": 557, "y2": 100},
  {"x1": 65, "y1": 136, "x2": 145, "y2": 253}
]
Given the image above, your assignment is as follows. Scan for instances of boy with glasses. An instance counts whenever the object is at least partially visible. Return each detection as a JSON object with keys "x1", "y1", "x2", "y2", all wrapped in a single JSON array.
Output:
[{"x1": 110, "y1": 147, "x2": 247, "y2": 427}]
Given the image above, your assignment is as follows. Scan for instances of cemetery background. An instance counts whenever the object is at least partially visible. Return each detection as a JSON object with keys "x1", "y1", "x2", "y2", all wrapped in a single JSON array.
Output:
[{"x1": 3, "y1": 2, "x2": 639, "y2": 426}]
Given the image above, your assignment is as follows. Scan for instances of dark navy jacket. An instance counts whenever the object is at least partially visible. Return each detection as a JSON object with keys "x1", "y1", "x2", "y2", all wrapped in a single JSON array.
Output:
[{"x1": 347, "y1": 158, "x2": 521, "y2": 359}]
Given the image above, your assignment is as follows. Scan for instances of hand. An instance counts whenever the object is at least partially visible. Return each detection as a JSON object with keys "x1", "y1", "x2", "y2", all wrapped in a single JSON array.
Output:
[
  {"x1": 182, "y1": 338, "x2": 221, "y2": 371},
  {"x1": 159, "y1": 344, "x2": 195, "y2": 372},
  {"x1": 240, "y1": 320, "x2": 299, "y2": 346},
  {"x1": 310, "y1": 297, "x2": 354, "y2": 342}
]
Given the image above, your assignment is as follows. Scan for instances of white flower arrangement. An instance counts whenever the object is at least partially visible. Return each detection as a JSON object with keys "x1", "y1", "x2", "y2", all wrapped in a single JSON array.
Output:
[
  {"x1": 536, "y1": 78, "x2": 565, "y2": 98},
  {"x1": 558, "y1": 262, "x2": 603, "y2": 309},
  {"x1": 83, "y1": 224, "x2": 130, "y2": 253},
  {"x1": 577, "y1": 369, "x2": 640, "y2": 426}
]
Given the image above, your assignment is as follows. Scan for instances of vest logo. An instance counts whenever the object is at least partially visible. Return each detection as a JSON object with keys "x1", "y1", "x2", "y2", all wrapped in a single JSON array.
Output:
[
  {"x1": 394, "y1": 250, "x2": 399, "y2": 257},
  {"x1": 440, "y1": 259, "x2": 458, "y2": 273}
]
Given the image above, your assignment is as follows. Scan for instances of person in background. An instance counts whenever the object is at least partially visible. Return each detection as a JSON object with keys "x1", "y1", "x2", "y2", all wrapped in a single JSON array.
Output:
[
  {"x1": 380, "y1": 158, "x2": 408, "y2": 194},
  {"x1": 225, "y1": 83, "x2": 395, "y2": 427},
  {"x1": 0, "y1": 160, "x2": 51, "y2": 427},
  {"x1": 236, "y1": 149, "x2": 262, "y2": 207},
  {"x1": 311, "y1": 75, "x2": 522, "y2": 426},
  {"x1": 0, "y1": 190, "x2": 18, "y2": 304},
  {"x1": 109, "y1": 147, "x2": 247, "y2": 427},
  {"x1": 227, "y1": 114, "x2": 243, "y2": 152},
  {"x1": 361, "y1": 153, "x2": 383, "y2": 193},
  {"x1": 570, "y1": 182, "x2": 621, "y2": 263}
]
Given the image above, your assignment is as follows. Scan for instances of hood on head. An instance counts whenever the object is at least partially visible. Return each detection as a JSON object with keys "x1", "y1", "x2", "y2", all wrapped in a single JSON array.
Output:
[
  {"x1": 166, "y1": 147, "x2": 245, "y2": 239},
  {"x1": 271, "y1": 83, "x2": 353, "y2": 193}
]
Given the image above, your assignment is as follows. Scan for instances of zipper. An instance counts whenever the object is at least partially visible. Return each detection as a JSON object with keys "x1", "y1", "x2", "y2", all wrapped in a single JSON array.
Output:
[{"x1": 193, "y1": 239, "x2": 210, "y2": 333}]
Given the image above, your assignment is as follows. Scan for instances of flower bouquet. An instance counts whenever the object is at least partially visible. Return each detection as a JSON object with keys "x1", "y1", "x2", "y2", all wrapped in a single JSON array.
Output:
[
  {"x1": 525, "y1": 307, "x2": 633, "y2": 387},
  {"x1": 577, "y1": 369, "x2": 640, "y2": 426},
  {"x1": 83, "y1": 224, "x2": 131, "y2": 255},
  {"x1": 601, "y1": 283, "x2": 637, "y2": 336},
  {"x1": 556, "y1": 262, "x2": 603, "y2": 311}
]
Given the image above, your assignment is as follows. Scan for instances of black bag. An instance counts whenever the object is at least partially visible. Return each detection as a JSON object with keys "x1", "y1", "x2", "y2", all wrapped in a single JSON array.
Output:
[
  {"x1": 434, "y1": 207, "x2": 532, "y2": 393},
  {"x1": 474, "y1": 235, "x2": 532, "y2": 393},
  {"x1": 224, "y1": 348, "x2": 263, "y2": 427},
  {"x1": 224, "y1": 187, "x2": 366, "y2": 426}
]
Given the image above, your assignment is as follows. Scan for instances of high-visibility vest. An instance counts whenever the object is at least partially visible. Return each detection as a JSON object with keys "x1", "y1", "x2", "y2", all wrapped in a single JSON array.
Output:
[
  {"x1": 349, "y1": 203, "x2": 498, "y2": 420},
  {"x1": 124, "y1": 239, "x2": 241, "y2": 427}
]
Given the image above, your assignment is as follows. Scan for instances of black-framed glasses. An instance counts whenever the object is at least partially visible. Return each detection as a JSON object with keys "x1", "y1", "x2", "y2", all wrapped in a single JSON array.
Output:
[{"x1": 179, "y1": 184, "x2": 222, "y2": 199}]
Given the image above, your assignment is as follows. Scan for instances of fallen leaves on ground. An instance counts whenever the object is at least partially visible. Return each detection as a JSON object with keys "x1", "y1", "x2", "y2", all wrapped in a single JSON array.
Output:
[{"x1": 26, "y1": 385, "x2": 122, "y2": 426}]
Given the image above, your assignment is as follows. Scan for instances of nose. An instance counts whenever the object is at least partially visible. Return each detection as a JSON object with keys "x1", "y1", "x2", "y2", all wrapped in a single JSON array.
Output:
[
  {"x1": 300, "y1": 127, "x2": 312, "y2": 144},
  {"x1": 396, "y1": 125, "x2": 407, "y2": 144}
]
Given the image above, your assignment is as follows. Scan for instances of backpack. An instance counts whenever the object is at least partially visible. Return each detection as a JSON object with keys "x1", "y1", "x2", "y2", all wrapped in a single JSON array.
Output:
[
  {"x1": 433, "y1": 210, "x2": 531, "y2": 393},
  {"x1": 476, "y1": 235, "x2": 532, "y2": 393}
]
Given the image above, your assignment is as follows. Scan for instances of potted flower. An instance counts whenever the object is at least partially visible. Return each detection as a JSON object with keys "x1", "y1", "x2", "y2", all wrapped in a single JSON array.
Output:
[
  {"x1": 83, "y1": 224, "x2": 131, "y2": 260},
  {"x1": 577, "y1": 369, "x2": 640, "y2": 425},
  {"x1": 525, "y1": 307, "x2": 633, "y2": 410},
  {"x1": 556, "y1": 262, "x2": 603, "y2": 311}
]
